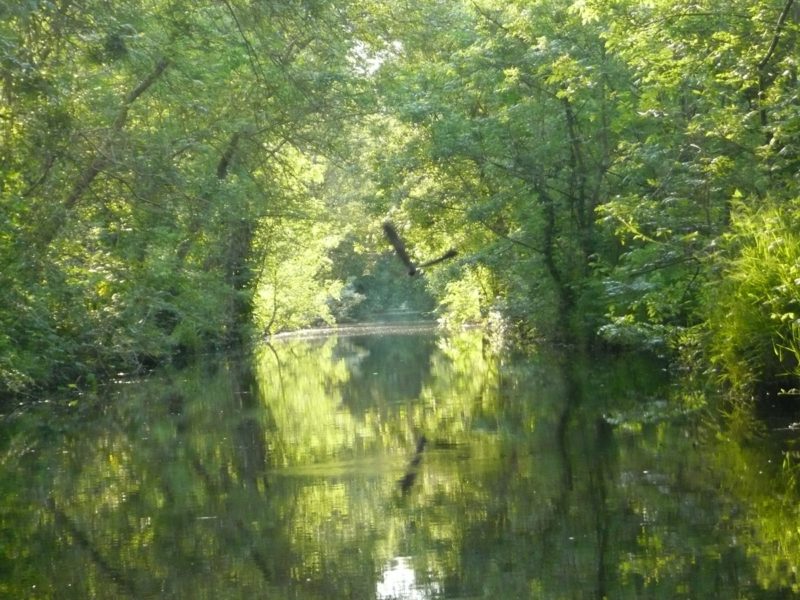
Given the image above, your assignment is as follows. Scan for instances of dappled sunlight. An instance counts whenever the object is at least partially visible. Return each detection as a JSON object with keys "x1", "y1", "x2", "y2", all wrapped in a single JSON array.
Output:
[{"x1": 3, "y1": 0, "x2": 800, "y2": 597}]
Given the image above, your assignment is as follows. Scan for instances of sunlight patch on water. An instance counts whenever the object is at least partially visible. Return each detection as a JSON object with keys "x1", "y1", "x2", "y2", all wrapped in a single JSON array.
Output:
[
  {"x1": 376, "y1": 556, "x2": 441, "y2": 600},
  {"x1": 268, "y1": 321, "x2": 444, "y2": 341}
]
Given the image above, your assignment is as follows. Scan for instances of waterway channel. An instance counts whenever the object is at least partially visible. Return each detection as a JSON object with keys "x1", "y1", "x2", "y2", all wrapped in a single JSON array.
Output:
[{"x1": 2, "y1": 325, "x2": 798, "y2": 598}]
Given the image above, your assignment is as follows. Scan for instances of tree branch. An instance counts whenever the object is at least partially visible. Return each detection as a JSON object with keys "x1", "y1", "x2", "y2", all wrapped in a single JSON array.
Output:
[
  {"x1": 65, "y1": 58, "x2": 170, "y2": 210},
  {"x1": 758, "y1": 0, "x2": 795, "y2": 70},
  {"x1": 479, "y1": 220, "x2": 544, "y2": 254}
]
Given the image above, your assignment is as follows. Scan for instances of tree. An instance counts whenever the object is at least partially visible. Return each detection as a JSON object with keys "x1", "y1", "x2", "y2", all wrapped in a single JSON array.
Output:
[{"x1": 0, "y1": 0, "x2": 370, "y2": 394}]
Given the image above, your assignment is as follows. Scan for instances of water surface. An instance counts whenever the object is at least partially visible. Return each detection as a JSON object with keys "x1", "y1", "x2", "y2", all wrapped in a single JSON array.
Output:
[{"x1": 1, "y1": 327, "x2": 798, "y2": 598}]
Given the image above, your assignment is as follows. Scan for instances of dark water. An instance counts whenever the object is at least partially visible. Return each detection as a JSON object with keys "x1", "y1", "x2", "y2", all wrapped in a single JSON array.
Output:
[{"x1": 2, "y1": 326, "x2": 800, "y2": 599}]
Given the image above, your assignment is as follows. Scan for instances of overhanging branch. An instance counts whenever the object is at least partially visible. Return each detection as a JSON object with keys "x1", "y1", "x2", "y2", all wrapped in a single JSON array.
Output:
[
  {"x1": 64, "y1": 57, "x2": 170, "y2": 211},
  {"x1": 758, "y1": 0, "x2": 795, "y2": 70}
]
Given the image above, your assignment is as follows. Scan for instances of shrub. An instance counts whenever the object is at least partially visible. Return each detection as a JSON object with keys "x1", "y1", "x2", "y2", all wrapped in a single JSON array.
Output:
[{"x1": 704, "y1": 198, "x2": 800, "y2": 396}]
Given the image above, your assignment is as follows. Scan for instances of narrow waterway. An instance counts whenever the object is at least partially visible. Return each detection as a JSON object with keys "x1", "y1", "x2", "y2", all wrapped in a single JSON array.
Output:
[{"x1": 1, "y1": 326, "x2": 798, "y2": 598}]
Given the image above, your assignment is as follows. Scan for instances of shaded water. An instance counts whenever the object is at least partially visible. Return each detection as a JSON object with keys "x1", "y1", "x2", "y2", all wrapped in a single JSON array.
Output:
[{"x1": 2, "y1": 326, "x2": 800, "y2": 598}]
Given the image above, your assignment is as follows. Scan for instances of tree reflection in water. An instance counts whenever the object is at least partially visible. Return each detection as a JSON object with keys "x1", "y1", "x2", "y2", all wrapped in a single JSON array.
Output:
[{"x1": 1, "y1": 327, "x2": 799, "y2": 598}]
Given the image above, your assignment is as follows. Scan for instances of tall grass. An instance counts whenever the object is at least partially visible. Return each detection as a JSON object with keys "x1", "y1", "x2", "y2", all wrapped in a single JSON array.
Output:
[{"x1": 704, "y1": 199, "x2": 800, "y2": 397}]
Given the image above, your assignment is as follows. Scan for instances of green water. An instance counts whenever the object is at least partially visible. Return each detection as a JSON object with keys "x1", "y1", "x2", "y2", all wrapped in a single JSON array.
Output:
[{"x1": 2, "y1": 327, "x2": 799, "y2": 598}]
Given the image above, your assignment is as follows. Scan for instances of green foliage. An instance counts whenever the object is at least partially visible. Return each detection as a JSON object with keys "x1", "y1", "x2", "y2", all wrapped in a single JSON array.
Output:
[
  {"x1": 3, "y1": 0, "x2": 800, "y2": 397},
  {"x1": 569, "y1": 0, "x2": 799, "y2": 380},
  {"x1": 0, "y1": 0, "x2": 368, "y2": 394},
  {"x1": 439, "y1": 266, "x2": 490, "y2": 326},
  {"x1": 358, "y1": 0, "x2": 622, "y2": 338},
  {"x1": 704, "y1": 199, "x2": 800, "y2": 393},
  {"x1": 254, "y1": 220, "x2": 344, "y2": 334}
]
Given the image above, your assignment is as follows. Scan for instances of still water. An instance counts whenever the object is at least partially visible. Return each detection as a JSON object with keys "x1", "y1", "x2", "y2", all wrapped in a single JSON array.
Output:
[{"x1": 2, "y1": 326, "x2": 799, "y2": 598}]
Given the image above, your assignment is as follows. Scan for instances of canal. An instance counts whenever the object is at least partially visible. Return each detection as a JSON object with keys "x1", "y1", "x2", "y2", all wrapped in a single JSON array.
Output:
[{"x1": 1, "y1": 326, "x2": 798, "y2": 598}]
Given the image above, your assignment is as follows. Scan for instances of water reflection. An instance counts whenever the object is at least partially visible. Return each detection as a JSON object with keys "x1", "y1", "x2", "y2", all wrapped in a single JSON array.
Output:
[
  {"x1": 377, "y1": 557, "x2": 441, "y2": 599},
  {"x1": 1, "y1": 327, "x2": 799, "y2": 598}
]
